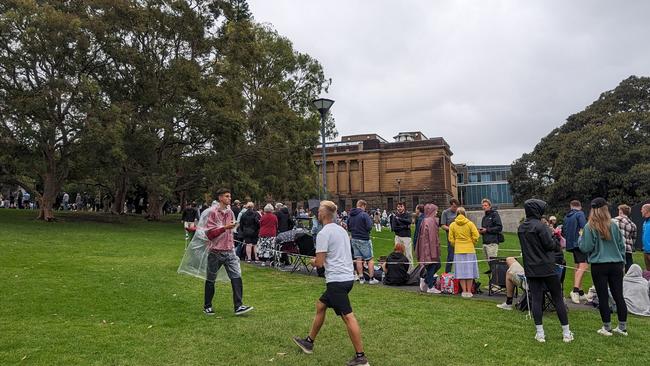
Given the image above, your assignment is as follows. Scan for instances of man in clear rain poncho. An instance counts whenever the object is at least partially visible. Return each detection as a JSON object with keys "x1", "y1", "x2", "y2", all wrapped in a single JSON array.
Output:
[{"x1": 178, "y1": 188, "x2": 254, "y2": 316}]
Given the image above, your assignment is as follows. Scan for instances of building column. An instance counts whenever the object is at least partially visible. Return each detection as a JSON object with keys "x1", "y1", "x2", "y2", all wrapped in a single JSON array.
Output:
[
  {"x1": 346, "y1": 160, "x2": 351, "y2": 194},
  {"x1": 333, "y1": 159, "x2": 339, "y2": 195},
  {"x1": 359, "y1": 160, "x2": 364, "y2": 193}
]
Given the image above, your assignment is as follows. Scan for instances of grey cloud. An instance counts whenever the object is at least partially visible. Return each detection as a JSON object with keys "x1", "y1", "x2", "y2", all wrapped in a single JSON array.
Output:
[{"x1": 248, "y1": 0, "x2": 650, "y2": 164}]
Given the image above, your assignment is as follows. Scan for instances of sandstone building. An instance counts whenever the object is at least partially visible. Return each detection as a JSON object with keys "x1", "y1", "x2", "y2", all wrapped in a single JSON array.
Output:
[{"x1": 312, "y1": 132, "x2": 457, "y2": 211}]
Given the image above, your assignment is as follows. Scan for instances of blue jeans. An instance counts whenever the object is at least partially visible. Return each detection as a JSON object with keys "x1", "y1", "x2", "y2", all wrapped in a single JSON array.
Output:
[
  {"x1": 445, "y1": 242, "x2": 454, "y2": 273},
  {"x1": 425, "y1": 263, "x2": 441, "y2": 289}
]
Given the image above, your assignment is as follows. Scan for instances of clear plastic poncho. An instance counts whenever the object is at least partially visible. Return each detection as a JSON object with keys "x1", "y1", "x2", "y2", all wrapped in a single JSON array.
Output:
[{"x1": 177, "y1": 202, "x2": 229, "y2": 282}]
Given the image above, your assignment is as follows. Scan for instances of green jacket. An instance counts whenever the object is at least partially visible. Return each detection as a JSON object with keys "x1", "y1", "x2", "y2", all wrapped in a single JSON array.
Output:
[{"x1": 578, "y1": 222, "x2": 625, "y2": 264}]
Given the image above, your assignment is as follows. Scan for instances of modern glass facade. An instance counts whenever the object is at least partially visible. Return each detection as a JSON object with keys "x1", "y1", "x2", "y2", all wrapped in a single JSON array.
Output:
[{"x1": 456, "y1": 165, "x2": 513, "y2": 208}]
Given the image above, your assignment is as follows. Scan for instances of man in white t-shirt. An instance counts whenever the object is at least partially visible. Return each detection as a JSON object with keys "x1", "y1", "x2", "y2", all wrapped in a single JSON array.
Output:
[{"x1": 293, "y1": 200, "x2": 369, "y2": 366}]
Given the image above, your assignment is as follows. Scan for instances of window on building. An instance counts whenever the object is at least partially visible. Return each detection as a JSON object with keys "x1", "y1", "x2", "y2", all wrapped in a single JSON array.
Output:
[
  {"x1": 412, "y1": 196, "x2": 419, "y2": 211},
  {"x1": 457, "y1": 173, "x2": 464, "y2": 184},
  {"x1": 387, "y1": 197, "x2": 394, "y2": 210}
]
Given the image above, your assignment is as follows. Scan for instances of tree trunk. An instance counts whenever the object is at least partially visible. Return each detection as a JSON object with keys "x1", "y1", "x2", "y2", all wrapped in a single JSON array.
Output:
[
  {"x1": 146, "y1": 188, "x2": 162, "y2": 221},
  {"x1": 112, "y1": 173, "x2": 128, "y2": 215},
  {"x1": 38, "y1": 171, "x2": 58, "y2": 221}
]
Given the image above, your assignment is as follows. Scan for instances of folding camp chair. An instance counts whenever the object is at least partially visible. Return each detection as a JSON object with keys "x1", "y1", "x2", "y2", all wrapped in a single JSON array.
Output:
[
  {"x1": 488, "y1": 257, "x2": 509, "y2": 296},
  {"x1": 291, "y1": 232, "x2": 316, "y2": 274},
  {"x1": 517, "y1": 264, "x2": 568, "y2": 313},
  {"x1": 542, "y1": 264, "x2": 567, "y2": 312}
]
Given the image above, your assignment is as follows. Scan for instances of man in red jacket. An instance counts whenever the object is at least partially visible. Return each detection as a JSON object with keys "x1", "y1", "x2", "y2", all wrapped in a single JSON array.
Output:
[{"x1": 203, "y1": 188, "x2": 254, "y2": 316}]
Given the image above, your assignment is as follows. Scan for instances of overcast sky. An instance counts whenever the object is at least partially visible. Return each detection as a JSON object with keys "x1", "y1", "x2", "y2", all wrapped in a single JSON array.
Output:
[{"x1": 248, "y1": 0, "x2": 650, "y2": 165}]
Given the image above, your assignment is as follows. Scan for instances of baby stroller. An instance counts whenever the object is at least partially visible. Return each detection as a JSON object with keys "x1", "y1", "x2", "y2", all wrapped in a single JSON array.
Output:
[{"x1": 273, "y1": 228, "x2": 308, "y2": 269}]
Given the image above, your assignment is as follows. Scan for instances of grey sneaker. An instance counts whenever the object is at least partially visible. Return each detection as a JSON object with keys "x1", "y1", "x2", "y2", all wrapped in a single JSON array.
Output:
[
  {"x1": 292, "y1": 337, "x2": 314, "y2": 354},
  {"x1": 612, "y1": 328, "x2": 628, "y2": 336},
  {"x1": 496, "y1": 303, "x2": 513, "y2": 311},
  {"x1": 597, "y1": 327, "x2": 613, "y2": 336},
  {"x1": 570, "y1": 291, "x2": 580, "y2": 304},
  {"x1": 234, "y1": 305, "x2": 254, "y2": 316},
  {"x1": 563, "y1": 332, "x2": 574, "y2": 343},
  {"x1": 346, "y1": 355, "x2": 370, "y2": 366}
]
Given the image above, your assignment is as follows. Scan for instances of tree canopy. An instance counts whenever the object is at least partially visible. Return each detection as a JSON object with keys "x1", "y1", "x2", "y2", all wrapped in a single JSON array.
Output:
[
  {"x1": 509, "y1": 76, "x2": 650, "y2": 209},
  {"x1": 0, "y1": 0, "x2": 334, "y2": 220}
]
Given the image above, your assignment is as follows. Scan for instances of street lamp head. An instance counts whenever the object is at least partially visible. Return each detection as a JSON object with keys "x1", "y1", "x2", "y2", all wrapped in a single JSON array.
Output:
[{"x1": 312, "y1": 98, "x2": 335, "y2": 116}]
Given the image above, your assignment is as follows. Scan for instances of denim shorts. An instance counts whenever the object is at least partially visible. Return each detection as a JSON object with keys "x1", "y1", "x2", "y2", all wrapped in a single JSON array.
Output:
[{"x1": 351, "y1": 239, "x2": 373, "y2": 260}]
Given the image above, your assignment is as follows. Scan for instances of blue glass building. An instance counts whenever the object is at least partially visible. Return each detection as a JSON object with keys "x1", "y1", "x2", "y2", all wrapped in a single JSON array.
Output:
[{"x1": 455, "y1": 164, "x2": 514, "y2": 208}]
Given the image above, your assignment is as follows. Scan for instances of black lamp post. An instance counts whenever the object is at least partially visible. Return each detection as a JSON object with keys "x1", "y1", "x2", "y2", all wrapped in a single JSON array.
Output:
[{"x1": 312, "y1": 98, "x2": 335, "y2": 200}]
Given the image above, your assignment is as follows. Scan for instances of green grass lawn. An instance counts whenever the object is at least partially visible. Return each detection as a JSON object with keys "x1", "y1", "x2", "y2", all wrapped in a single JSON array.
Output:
[{"x1": 1, "y1": 209, "x2": 648, "y2": 365}]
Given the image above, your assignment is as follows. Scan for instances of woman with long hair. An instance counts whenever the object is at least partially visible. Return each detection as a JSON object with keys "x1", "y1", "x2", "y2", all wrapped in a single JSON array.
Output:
[{"x1": 579, "y1": 198, "x2": 628, "y2": 336}]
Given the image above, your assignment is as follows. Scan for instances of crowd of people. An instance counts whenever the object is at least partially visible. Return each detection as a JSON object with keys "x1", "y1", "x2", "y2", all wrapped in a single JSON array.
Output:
[
  {"x1": 185, "y1": 189, "x2": 650, "y2": 357},
  {"x1": 0, "y1": 188, "x2": 35, "y2": 210}
]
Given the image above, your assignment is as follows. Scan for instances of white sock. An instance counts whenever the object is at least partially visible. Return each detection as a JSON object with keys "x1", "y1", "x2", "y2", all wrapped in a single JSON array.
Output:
[
  {"x1": 535, "y1": 325, "x2": 544, "y2": 335},
  {"x1": 561, "y1": 325, "x2": 571, "y2": 336}
]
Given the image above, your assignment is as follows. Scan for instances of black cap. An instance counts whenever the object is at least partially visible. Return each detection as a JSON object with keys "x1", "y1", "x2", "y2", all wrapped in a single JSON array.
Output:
[{"x1": 591, "y1": 197, "x2": 608, "y2": 209}]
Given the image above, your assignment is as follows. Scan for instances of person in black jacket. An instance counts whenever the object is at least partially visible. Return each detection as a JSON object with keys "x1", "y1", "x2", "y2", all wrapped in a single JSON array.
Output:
[
  {"x1": 480, "y1": 199, "x2": 503, "y2": 261},
  {"x1": 519, "y1": 199, "x2": 573, "y2": 343},
  {"x1": 181, "y1": 202, "x2": 199, "y2": 239},
  {"x1": 239, "y1": 203, "x2": 260, "y2": 262},
  {"x1": 381, "y1": 242, "x2": 410, "y2": 286},
  {"x1": 275, "y1": 204, "x2": 294, "y2": 233},
  {"x1": 391, "y1": 202, "x2": 413, "y2": 264}
]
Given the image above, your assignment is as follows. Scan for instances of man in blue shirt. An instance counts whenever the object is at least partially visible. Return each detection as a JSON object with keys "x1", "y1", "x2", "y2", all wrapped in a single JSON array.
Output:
[
  {"x1": 642, "y1": 204, "x2": 650, "y2": 271},
  {"x1": 562, "y1": 200, "x2": 588, "y2": 304}
]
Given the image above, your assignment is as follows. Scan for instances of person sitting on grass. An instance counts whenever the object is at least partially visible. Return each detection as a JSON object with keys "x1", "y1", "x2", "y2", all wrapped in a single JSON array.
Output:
[
  {"x1": 448, "y1": 207, "x2": 480, "y2": 298},
  {"x1": 416, "y1": 203, "x2": 442, "y2": 294},
  {"x1": 496, "y1": 257, "x2": 525, "y2": 310},
  {"x1": 380, "y1": 243, "x2": 410, "y2": 286}
]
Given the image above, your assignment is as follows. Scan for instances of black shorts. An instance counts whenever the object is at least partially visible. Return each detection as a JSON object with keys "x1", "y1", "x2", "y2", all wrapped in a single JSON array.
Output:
[
  {"x1": 319, "y1": 281, "x2": 354, "y2": 316},
  {"x1": 569, "y1": 248, "x2": 588, "y2": 264}
]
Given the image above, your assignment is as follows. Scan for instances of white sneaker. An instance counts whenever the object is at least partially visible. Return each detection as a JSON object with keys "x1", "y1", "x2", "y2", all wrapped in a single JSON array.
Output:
[
  {"x1": 570, "y1": 291, "x2": 580, "y2": 304},
  {"x1": 579, "y1": 294, "x2": 588, "y2": 303},
  {"x1": 419, "y1": 278, "x2": 428, "y2": 292},
  {"x1": 427, "y1": 287, "x2": 441, "y2": 294},
  {"x1": 535, "y1": 333, "x2": 546, "y2": 343},
  {"x1": 368, "y1": 278, "x2": 379, "y2": 285},
  {"x1": 461, "y1": 292, "x2": 472, "y2": 298},
  {"x1": 563, "y1": 332, "x2": 574, "y2": 343},
  {"x1": 597, "y1": 327, "x2": 613, "y2": 336},
  {"x1": 497, "y1": 303, "x2": 513, "y2": 311},
  {"x1": 612, "y1": 328, "x2": 628, "y2": 336},
  {"x1": 358, "y1": 278, "x2": 365, "y2": 284}
]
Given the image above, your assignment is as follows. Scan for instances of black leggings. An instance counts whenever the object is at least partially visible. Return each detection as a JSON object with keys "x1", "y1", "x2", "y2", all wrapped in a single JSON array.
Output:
[
  {"x1": 528, "y1": 276, "x2": 568, "y2": 326},
  {"x1": 590, "y1": 262, "x2": 627, "y2": 324}
]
